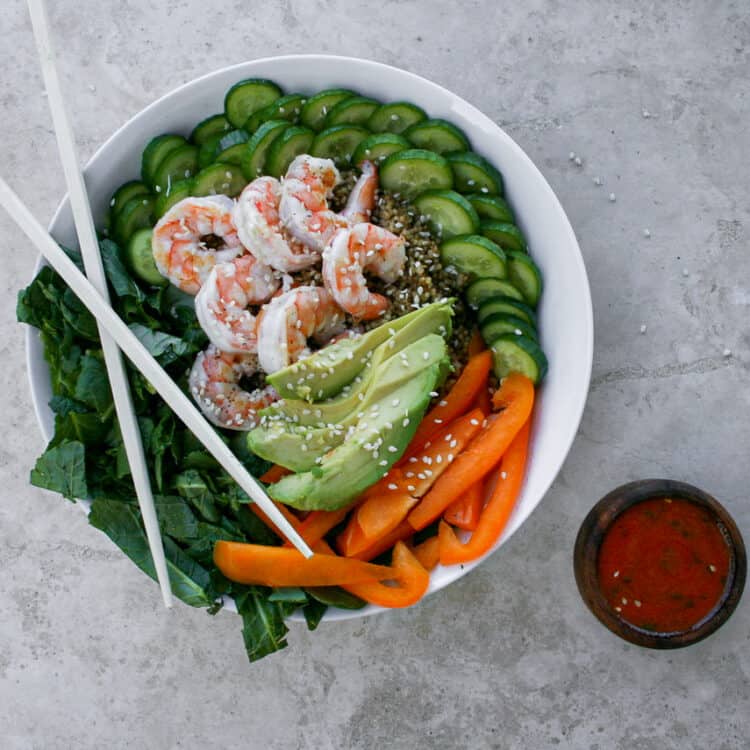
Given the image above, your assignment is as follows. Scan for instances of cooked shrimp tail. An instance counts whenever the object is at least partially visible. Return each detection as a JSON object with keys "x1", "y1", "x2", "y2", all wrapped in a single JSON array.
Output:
[{"x1": 340, "y1": 160, "x2": 378, "y2": 225}]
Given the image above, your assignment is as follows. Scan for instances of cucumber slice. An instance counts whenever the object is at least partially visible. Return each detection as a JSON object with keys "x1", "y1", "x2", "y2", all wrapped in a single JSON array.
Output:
[
  {"x1": 480, "y1": 220, "x2": 528, "y2": 253},
  {"x1": 214, "y1": 129, "x2": 250, "y2": 164},
  {"x1": 244, "y1": 93, "x2": 307, "y2": 131},
  {"x1": 324, "y1": 96, "x2": 379, "y2": 127},
  {"x1": 304, "y1": 586, "x2": 366, "y2": 610},
  {"x1": 465, "y1": 277, "x2": 524, "y2": 308},
  {"x1": 413, "y1": 190, "x2": 479, "y2": 238},
  {"x1": 447, "y1": 152, "x2": 504, "y2": 195},
  {"x1": 141, "y1": 134, "x2": 186, "y2": 185},
  {"x1": 190, "y1": 114, "x2": 232, "y2": 145},
  {"x1": 224, "y1": 78, "x2": 283, "y2": 128},
  {"x1": 311, "y1": 124, "x2": 369, "y2": 166},
  {"x1": 154, "y1": 178, "x2": 193, "y2": 219},
  {"x1": 152, "y1": 144, "x2": 199, "y2": 193},
  {"x1": 379, "y1": 149, "x2": 453, "y2": 199},
  {"x1": 352, "y1": 133, "x2": 410, "y2": 166},
  {"x1": 113, "y1": 195, "x2": 154, "y2": 245},
  {"x1": 125, "y1": 228, "x2": 167, "y2": 286},
  {"x1": 481, "y1": 314, "x2": 538, "y2": 344},
  {"x1": 191, "y1": 163, "x2": 247, "y2": 198},
  {"x1": 506, "y1": 249, "x2": 543, "y2": 306},
  {"x1": 367, "y1": 101, "x2": 427, "y2": 134},
  {"x1": 300, "y1": 89, "x2": 355, "y2": 131},
  {"x1": 265, "y1": 125, "x2": 315, "y2": 178},
  {"x1": 240, "y1": 119, "x2": 289, "y2": 179},
  {"x1": 490, "y1": 334, "x2": 548, "y2": 384},
  {"x1": 109, "y1": 180, "x2": 150, "y2": 218},
  {"x1": 404, "y1": 118, "x2": 470, "y2": 154},
  {"x1": 198, "y1": 134, "x2": 222, "y2": 168},
  {"x1": 477, "y1": 296, "x2": 537, "y2": 327},
  {"x1": 467, "y1": 194, "x2": 515, "y2": 222},
  {"x1": 440, "y1": 234, "x2": 506, "y2": 280}
]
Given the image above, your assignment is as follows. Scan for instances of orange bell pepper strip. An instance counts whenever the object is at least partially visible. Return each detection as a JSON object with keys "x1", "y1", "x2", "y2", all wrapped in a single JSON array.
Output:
[
  {"x1": 248, "y1": 501, "x2": 302, "y2": 539},
  {"x1": 346, "y1": 520, "x2": 415, "y2": 561},
  {"x1": 398, "y1": 350, "x2": 493, "y2": 463},
  {"x1": 402, "y1": 408, "x2": 484, "y2": 497},
  {"x1": 338, "y1": 490, "x2": 419, "y2": 557},
  {"x1": 408, "y1": 373, "x2": 534, "y2": 531},
  {"x1": 213, "y1": 541, "x2": 393, "y2": 587},
  {"x1": 439, "y1": 419, "x2": 531, "y2": 564},
  {"x1": 468, "y1": 328, "x2": 486, "y2": 357},
  {"x1": 473, "y1": 383, "x2": 493, "y2": 416},
  {"x1": 342, "y1": 541, "x2": 430, "y2": 608},
  {"x1": 444, "y1": 476, "x2": 485, "y2": 531},
  {"x1": 363, "y1": 467, "x2": 411, "y2": 496},
  {"x1": 259, "y1": 464, "x2": 292, "y2": 484},
  {"x1": 283, "y1": 505, "x2": 353, "y2": 548},
  {"x1": 410, "y1": 536, "x2": 441, "y2": 571}
]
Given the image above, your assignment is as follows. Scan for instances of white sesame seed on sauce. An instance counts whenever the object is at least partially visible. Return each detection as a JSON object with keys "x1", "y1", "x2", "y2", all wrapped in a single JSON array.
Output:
[
  {"x1": 417, "y1": 473, "x2": 426, "y2": 480},
  {"x1": 435, "y1": 455, "x2": 443, "y2": 464},
  {"x1": 391, "y1": 398, "x2": 400, "y2": 407},
  {"x1": 447, "y1": 453, "x2": 454, "y2": 462},
  {"x1": 422, "y1": 456, "x2": 432, "y2": 465},
  {"x1": 439, "y1": 400, "x2": 448, "y2": 407},
  {"x1": 379, "y1": 460, "x2": 388, "y2": 467},
  {"x1": 444, "y1": 434, "x2": 453, "y2": 442},
  {"x1": 480, "y1": 187, "x2": 489, "y2": 193}
]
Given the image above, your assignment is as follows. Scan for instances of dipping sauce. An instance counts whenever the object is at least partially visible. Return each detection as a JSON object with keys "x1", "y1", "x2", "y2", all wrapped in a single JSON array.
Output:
[{"x1": 597, "y1": 497, "x2": 732, "y2": 633}]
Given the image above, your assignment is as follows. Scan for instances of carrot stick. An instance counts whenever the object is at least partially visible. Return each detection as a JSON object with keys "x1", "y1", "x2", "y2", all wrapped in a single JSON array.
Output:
[
  {"x1": 473, "y1": 383, "x2": 492, "y2": 416},
  {"x1": 410, "y1": 536, "x2": 441, "y2": 571},
  {"x1": 342, "y1": 541, "x2": 430, "y2": 608},
  {"x1": 439, "y1": 420, "x2": 530, "y2": 564},
  {"x1": 398, "y1": 350, "x2": 493, "y2": 463},
  {"x1": 468, "y1": 328, "x2": 485, "y2": 357},
  {"x1": 346, "y1": 520, "x2": 415, "y2": 561},
  {"x1": 214, "y1": 541, "x2": 393, "y2": 586},
  {"x1": 444, "y1": 476, "x2": 486, "y2": 531},
  {"x1": 259, "y1": 464, "x2": 291, "y2": 484},
  {"x1": 402, "y1": 408, "x2": 484, "y2": 497},
  {"x1": 408, "y1": 373, "x2": 534, "y2": 531}
]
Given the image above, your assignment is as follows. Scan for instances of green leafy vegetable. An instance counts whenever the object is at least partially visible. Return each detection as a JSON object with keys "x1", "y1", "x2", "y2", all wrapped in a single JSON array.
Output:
[{"x1": 30, "y1": 441, "x2": 88, "y2": 500}]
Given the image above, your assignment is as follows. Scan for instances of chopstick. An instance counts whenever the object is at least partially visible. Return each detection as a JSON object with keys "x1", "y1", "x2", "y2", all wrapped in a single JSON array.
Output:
[
  {"x1": 26, "y1": 0, "x2": 172, "y2": 607},
  {"x1": 1, "y1": 176, "x2": 314, "y2": 559}
]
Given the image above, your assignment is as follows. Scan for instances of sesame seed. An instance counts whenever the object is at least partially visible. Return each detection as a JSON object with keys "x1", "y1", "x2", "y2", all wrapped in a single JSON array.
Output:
[
  {"x1": 500, "y1": 471, "x2": 507, "y2": 480},
  {"x1": 402, "y1": 418, "x2": 410, "y2": 427},
  {"x1": 391, "y1": 399, "x2": 400, "y2": 407},
  {"x1": 388, "y1": 483, "x2": 398, "y2": 490},
  {"x1": 444, "y1": 434, "x2": 453, "y2": 442},
  {"x1": 609, "y1": 192, "x2": 616, "y2": 202},
  {"x1": 709, "y1": 564, "x2": 717, "y2": 573},
  {"x1": 634, "y1": 600, "x2": 642, "y2": 607},
  {"x1": 379, "y1": 460, "x2": 388, "y2": 466},
  {"x1": 470, "y1": 419, "x2": 479, "y2": 426},
  {"x1": 434, "y1": 418, "x2": 443, "y2": 424},
  {"x1": 640, "y1": 324, "x2": 647, "y2": 334},
  {"x1": 621, "y1": 597, "x2": 628, "y2": 605},
  {"x1": 615, "y1": 606, "x2": 622, "y2": 613},
  {"x1": 388, "y1": 446, "x2": 398, "y2": 453},
  {"x1": 409, "y1": 457, "x2": 418, "y2": 463},
  {"x1": 613, "y1": 570, "x2": 620, "y2": 578}
]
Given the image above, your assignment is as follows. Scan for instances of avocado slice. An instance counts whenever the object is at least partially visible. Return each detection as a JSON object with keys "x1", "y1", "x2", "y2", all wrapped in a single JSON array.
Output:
[
  {"x1": 267, "y1": 336, "x2": 449, "y2": 511},
  {"x1": 266, "y1": 300, "x2": 453, "y2": 401},
  {"x1": 249, "y1": 334, "x2": 451, "y2": 471},
  {"x1": 261, "y1": 300, "x2": 453, "y2": 428}
]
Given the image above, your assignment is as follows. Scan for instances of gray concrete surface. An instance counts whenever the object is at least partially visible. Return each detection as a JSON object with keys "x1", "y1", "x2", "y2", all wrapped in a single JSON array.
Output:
[{"x1": 2, "y1": 1, "x2": 749, "y2": 748}]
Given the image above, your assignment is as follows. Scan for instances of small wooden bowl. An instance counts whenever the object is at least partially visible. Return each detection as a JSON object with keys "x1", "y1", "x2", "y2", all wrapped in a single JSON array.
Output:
[{"x1": 574, "y1": 479, "x2": 746, "y2": 649}]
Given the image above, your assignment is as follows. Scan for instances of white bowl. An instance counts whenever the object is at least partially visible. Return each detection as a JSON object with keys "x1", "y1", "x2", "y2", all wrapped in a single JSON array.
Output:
[{"x1": 25, "y1": 55, "x2": 593, "y2": 621}]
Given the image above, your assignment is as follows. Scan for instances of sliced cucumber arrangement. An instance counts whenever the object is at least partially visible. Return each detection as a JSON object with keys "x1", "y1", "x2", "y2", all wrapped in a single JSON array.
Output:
[
  {"x1": 368, "y1": 101, "x2": 426, "y2": 134},
  {"x1": 110, "y1": 180, "x2": 150, "y2": 218},
  {"x1": 440, "y1": 234, "x2": 506, "y2": 279},
  {"x1": 352, "y1": 133, "x2": 410, "y2": 166},
  {"x1": 404, "y1": 118, "x2": 470, "y2": 154},
  {"x1": 480, "y1": 220, "x2": 528, "y2": 253},
  {"x1": 125, "y1": 228, "x2": 167, "y2": 286},
  {"x1": 241, "y1": 119, "x2": 289, "y2": 179},
  {"x1": 191, "y1": 163, "x2": 247, "y2": 197},
  {"x1": 300, "y1": 89, "x2": 355, "y2": 131},
  {"x1": 480, "y1": 314, "x2": 538, "y2": 344},
  {"x1": 477, "y1": 296, "x2": 537, "y2": 328},
  {"x1": 413, "y1": 190, "x2": 479, "y2": 238},
  {"x1": 152, "y1": 144, "x2": 199, "y2": 193},
  {"x1": 505, "y1": 249, "x2": 542, "y2": 306},
  {"x1": 265, "y1": 125, "x2": 315, "y2": 177},
  {"x1": 213, "y1": 129, "x2": 250, "y2": 164},
  {"x1": 224, "y1": 79, "x2": 283, "y2": 128},
  {"x1": 244, "y1": 93, "x2": 307, "y2": 132},
  {"x1": 141, "y1": 134, "x2": 186, "y2": 185},
  {"x1": 466, "y1": 277, "x2": 524, "y2": 308},
  {"x1": 154, "y1": 179, "x2": 193, "y2": 218},
  {"x1": 113, "y1": 195, "x2": 154, "y2": 245},
  {"x1": 489, "y1": 335, "x2": 548, "y2": 385},
  {"x1": 467, "y1": 193, "x2": 515, "y2": 222},
  {"x1": 311, "y1": 125, "x2": 369, "y2": 166},
  {"x1": 190, "y1": 114, "x2": 232, "y2": 145},
  {"x1": 324, "y1": 96, "x2": 379, "y2": 127},
  {"x1": 447, "y1": 152, "x2": 504, "y2": 195},
  {"x1": 379, "y1": 149, "x2": 453, "y2": 199}
]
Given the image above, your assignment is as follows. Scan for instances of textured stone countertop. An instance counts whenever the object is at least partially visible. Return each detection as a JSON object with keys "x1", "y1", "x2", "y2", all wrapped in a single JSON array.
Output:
[{"x1": 1, "y1": 2, "x2": 748, "y2": 748}]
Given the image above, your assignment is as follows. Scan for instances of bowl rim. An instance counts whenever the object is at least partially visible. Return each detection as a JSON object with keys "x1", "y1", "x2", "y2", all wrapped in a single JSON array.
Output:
[
  {"x1": 24, "y1": 54, "x2": 594, "y2": 620},
  {"x1": 573, "y1": 478, "x2": 747, "y2": 649}
]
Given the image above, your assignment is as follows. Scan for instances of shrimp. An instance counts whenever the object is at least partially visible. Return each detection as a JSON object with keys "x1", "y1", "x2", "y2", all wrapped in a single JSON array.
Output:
[
  {"x1": 256, "y1": 286, "x2": 346, "y2": 374},
  {"x1": 189, "y1": 345, "x2": 278, "y2": 431},
  {"x1": 279, "y1": 155, "x2": 348, "y2": 254},
  {"x1": 321, "y1": 222, "x2": 407, "y2": 320},
  {"x1": 232, "y1": 176, "x2": 318, "y2": 272},
  {"x1": 340, "y1": 160, "x2": 378, "y2": 225},
  {"x1": 194, "y1": 253, "x2": 281, "y2": 353},
  {"x1": 152, "y1": 196, "x2": 244, "y2": 294}
]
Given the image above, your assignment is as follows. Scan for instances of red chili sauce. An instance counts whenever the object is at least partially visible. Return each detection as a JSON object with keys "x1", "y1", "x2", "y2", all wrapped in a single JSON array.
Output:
[{"x1": 597, "y1": 497, "x2": 731, "y2": 633}]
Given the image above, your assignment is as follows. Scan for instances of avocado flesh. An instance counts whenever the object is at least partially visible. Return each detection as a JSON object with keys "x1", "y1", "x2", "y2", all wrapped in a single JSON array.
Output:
[
  {"x1": 261, "y1": 300, "x2": 453, "y2": 428},
  {"x1": 248, "y1": 334, "x2": 450, "y2": 472},
  {"x1": 267, "y1": 337, "x2": 449, "y2": 511},
  {"x1": 266, "y1": 300, "x2": 453, "y2": 402}
]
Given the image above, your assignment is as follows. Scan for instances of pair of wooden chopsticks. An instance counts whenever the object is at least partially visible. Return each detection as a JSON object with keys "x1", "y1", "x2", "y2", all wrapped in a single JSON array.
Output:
[{"x1": 9, "y1": 0, "x2": 313, "y2": 608}]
